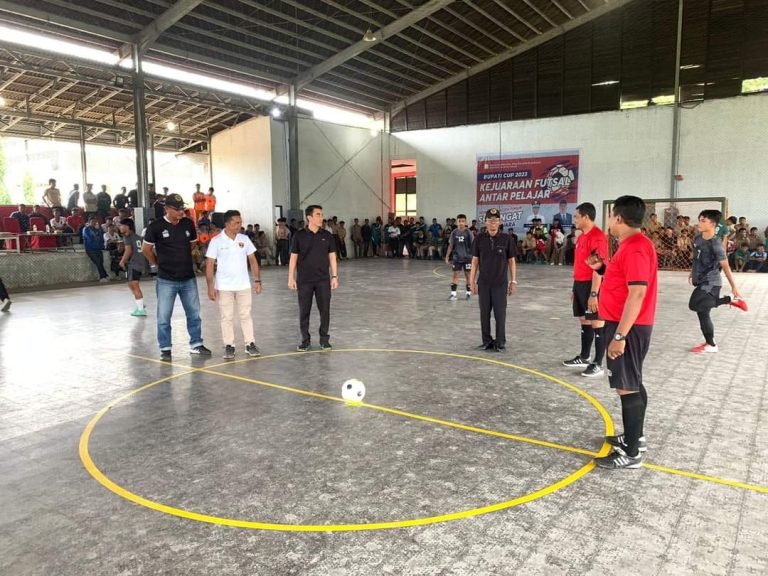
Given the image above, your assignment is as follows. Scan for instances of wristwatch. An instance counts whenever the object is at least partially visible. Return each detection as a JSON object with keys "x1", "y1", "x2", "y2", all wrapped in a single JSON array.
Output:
[
  {"x1": 590, "y1": 291, "x2": 598, "y2": 297},
  {"x1": 613, "y1": 333, "x2": 626, "y2": 341}
]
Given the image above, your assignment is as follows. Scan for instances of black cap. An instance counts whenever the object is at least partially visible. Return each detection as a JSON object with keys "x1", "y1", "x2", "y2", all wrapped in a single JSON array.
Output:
[
  {"x1": 485, "y1": 208, "x2": 501, "y2": 219},
  {"x1": 165, "y1": 193, "x2": 186, "y2": 209}
]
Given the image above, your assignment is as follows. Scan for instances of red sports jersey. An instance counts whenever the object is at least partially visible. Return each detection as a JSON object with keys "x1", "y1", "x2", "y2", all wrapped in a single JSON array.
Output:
[
  {"x1": 574, "y1": 226, "x2": 608, "y2": 281},
  {"x1": 598, "y1": 232, "x2": 658, "y2": 326}
]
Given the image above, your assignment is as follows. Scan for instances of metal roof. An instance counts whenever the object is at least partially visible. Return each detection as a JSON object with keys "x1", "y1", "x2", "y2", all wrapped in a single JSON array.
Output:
[{"x1": 0, "y1": 0, "x2": 625, "y2": 149}]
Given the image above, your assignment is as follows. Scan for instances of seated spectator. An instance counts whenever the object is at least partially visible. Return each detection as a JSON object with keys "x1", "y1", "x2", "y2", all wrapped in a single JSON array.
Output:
[
  {"x1": 256, "y1": 230, "x2": 272, "y2": 264},
  {"x1": 563, "y1": 229, "x2": 578, "y2": 266},
  {"x1": 103, "y1": 224, "x2": 121, "y2": 250},
  {"x1": 29, "y1": 204, "x2": 49, "y2": 225},
  {"x1": 413, "y1": 228, "x2": 427, "y2": 259},
  {"x1": 10, "y1": 204, "x2": 31, "y2": 233},
  {"x1": 735, "y1": 216, "x2": 749, "y2": 232},
  {"x1": 534, "y1": 233, "x2": 547, "y2": 264},
  {"x1": 675, "y1": 228, "x2": 693, "y2": 268},
  {"x1": 747, "y1": 227, "x2": 763, "y2": 250},
  {"x1": 746, "y1": 244, "x2": 767, "y2": 272},
  {"x1": 658, "y1": 227, "x2": 677, "y2": 267},
  {"x1": 245, "y1": 224, "x2": 256, "y2": 242},
  {"x1": 197, "y1": 211, "x2": 211, "y2": 228},
  {"x1": 67, "y1": 207, "x2": 84, "y2": 232},
  {"x1": 734, "y1": 242, "x2": 750, "y2": 272},
  {"x1": 111, "y1": 209, "x2": 130, "y2": 227},
  {"x1": 522, "y1": 231, "x2": 537, "y2": 263},
  {"x1": 646, "y1": 213, "x2": 662, "y2": 235}
]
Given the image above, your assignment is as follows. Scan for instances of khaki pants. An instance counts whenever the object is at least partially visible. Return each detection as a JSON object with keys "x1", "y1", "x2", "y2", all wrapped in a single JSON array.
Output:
[{"x1": 218, "y1": 289, "x2": 254, "y2": 346}]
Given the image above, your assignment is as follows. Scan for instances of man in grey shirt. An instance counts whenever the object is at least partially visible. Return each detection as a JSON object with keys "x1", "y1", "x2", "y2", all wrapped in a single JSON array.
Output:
[{"x1": 688, "y1": 210, "x2": 747, "y2": 354}]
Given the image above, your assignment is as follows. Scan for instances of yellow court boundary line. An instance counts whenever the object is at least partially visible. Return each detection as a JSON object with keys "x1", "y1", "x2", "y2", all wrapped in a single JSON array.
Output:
[
  {"x1": 124, "y1": 350, "x2": 768, "y2": 495},
  {"x1": 432, "y1": 265, "x2": 448, "y2": 278},
  {"x1": 80, "y1": 349, "x2": 613, "y2": 531}
]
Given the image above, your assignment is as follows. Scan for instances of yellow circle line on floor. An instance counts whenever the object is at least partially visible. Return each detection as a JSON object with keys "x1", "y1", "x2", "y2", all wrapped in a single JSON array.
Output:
[
  {"x1": 81, "y1": 349, "x2": 612, "y2": 531},
  {"x1": 432, "y1": 265, "x2": 448, "y2": 278}
]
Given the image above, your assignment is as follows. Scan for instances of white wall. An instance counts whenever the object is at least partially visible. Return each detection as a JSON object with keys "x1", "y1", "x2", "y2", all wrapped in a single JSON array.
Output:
[
  {"x1": 391, "y1": 106, "x2": 674, "y2": 228},
  {"x1": 210, "y1": 116, "x2": 274, "y2": 231},
  {"x1": 677, "y1": 94, "x2": 768, "y2": 228},
  {"x1": 390, "y1": 93, "x2": 768, "y2": 230},
  {"x1": 297, "y1": 118, "x2": 387, "y2": 222}
]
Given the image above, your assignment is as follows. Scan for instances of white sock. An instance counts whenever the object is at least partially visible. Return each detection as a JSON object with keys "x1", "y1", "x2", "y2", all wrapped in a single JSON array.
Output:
[{"x1": 135, "y1": 298, "x2": 144, "y2": 309}]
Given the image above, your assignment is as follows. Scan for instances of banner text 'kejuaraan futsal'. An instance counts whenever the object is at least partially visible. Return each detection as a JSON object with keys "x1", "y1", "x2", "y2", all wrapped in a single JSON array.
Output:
[{"x1": 476, "y1": 150, "x2": 580, "y2": 234}]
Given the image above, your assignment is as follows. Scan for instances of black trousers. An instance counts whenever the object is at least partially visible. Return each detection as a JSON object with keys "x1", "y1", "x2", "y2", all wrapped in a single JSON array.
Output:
[
  {"x1": 86, "y1": 249, "x2": 108, "y2": 279},
  {"x1": 298, "y1": 281, "x2": 331, "y2": 345},
  {"x1": 276, "y1": 239, "x2": 290, "y2": 266},
  {"x1": 478, "y1": 283, "x2": 508, "y2": 346},
  {"x1": 0, "y1": 278, "x2": 9, "y2": 301}
]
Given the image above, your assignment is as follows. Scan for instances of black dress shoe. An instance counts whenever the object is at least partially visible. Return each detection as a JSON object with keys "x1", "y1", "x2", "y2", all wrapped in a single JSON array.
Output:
[
  {"x1": 477, "y1": 342, "x2": 495, "y2": 350},
  {"x1": 494, "y1": 344, "x2": 506, "y2": 352}
]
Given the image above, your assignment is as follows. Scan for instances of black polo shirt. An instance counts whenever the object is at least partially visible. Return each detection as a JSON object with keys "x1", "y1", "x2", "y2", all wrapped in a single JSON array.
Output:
[
  {"x1": 143, "y1": 216, "x2": 197, "y2": 281},
  {"x1": 291, "y1": 227, "x2": 336, "y2": 285},
  {"x1": 473, "y1": 231, "x2": 517, "y2": 287}
]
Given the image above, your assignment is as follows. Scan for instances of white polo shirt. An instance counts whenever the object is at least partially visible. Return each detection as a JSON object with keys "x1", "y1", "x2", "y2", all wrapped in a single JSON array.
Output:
[{"x1": 206, "y1": 232, "x2": 256, "y2": 291}]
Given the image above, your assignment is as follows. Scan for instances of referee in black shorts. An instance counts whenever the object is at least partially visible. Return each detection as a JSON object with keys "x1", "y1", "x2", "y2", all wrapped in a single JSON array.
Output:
[
  {"x1": 470, "y1": 208, "x2": 517, "y2": 352},
  {"x1": 288, "y1": 204, "x2": 338, "y2": 351}
]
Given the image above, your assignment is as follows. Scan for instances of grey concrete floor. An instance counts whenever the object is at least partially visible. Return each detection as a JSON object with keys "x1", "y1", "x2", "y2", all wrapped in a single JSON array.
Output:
[{"x1": 1, "y1": 259, "x2": 766, "y2": 576}]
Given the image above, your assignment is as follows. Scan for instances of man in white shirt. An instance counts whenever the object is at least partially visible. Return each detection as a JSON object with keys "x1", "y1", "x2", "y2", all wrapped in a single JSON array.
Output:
[{"x1": 205, "y1": 209, "x2": 262, "y2": 359}]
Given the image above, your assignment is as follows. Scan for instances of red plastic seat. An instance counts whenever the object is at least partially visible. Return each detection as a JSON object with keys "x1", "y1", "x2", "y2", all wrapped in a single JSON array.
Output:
[{"x1": 2, "y1": 217, "x2": 23, "y2": 250}]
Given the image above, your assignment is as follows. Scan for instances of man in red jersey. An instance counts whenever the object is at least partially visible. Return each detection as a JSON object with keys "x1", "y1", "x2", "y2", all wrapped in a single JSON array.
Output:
[
  {"x1": 587, "y1": 196, "x2": 658, "y2": 469},
  {"x1": 562, "y1": 202, "x2": 609, "y2": 378}
]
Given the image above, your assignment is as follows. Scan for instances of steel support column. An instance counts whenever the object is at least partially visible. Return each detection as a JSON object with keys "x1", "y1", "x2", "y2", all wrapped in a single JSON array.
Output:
[
  {"x1": 79, "y1": 125, "x2": 88, "y2": 191},
  {"x1": 288, "y1": 84, "x2": 300, "y2": 211},
  {"x1": 670, "y1": 0, "x2": 684, "y2": 199},
  {"x1": 132, "y1": 44, "x2": 150, "y2": 232},
  {"x1": 149, "y1": 132, "x2": 157, "y2": 189}
]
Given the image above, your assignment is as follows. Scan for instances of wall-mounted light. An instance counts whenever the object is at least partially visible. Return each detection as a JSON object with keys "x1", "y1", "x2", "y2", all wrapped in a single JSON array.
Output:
[{"x1": 271, "y1": 107, "x2": 282, "y2": 118}]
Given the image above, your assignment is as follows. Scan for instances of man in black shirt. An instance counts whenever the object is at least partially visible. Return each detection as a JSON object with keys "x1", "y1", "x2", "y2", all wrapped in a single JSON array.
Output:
[
  {"x1": 142, "y1": 193, "x2": 211, "y2": 361},
  {"x1": 470, "y1": 208, "x2": 518, "y2": 352},
  {"x1": 10, "y1": 204, "x2": 30, "y2": 232},
  {"x1": 288, "y1": 204, "x2": 338, "y2": 351},
  {"x1": 113, "y1": 187, "x2": 129, "y2": 210}
]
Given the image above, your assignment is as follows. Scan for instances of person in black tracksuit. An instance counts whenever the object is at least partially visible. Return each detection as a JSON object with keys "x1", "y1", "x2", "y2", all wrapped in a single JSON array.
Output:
[
  {"x1": 470, "y1": 208, "x2": 518, "y2": 352},
  {"x1": 288, "y1": 204, "x2": 338, "y2": 352}
]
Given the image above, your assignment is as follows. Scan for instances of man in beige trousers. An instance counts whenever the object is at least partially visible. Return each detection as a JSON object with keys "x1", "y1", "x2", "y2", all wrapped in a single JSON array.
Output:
[{"x1": 206, "y1": 209, "x2": 262, "y2": 359}]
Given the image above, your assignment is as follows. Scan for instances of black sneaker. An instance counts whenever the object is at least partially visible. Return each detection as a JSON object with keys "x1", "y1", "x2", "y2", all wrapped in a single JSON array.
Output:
[
  {"x1": 1, "y1": 298, "x2": 11, "y2": 312},
  {"x1": 320, "y1": 343, "x2": 332, "y2": 351},
  {"x1": 160, "y1": 350, "x2": 172, "y2": 361},
  {"x1": 223, "y1": 345, "x2": 235, "y2": 359},
  {"x1": 245, "y1": 342, "x2": 261, "y2": 357},
  {"x1": 581, "y1": 363, "x2": 604, "y2": 378},
  {"x1": 477, "y1": 342, "x2": 495, "y2": 350},
  {"x1": 190, "y1": 345, "x2": 212, "y2": 355},
  {"x1": 594, "y1": 451, "x2": 643, "y2": 469},
  {"x1": 562, "y1": 355, "x2": 590, "y2": 368},
  {"x1": 297, "y1": 342, "x2": 311, "y2": 352},
  {"x1": 606, "y1": 434, "x2": 647, "y2": 453}
]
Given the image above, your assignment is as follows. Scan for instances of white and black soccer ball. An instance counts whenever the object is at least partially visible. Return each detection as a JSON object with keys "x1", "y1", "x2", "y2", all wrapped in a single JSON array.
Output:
[{"x1": 341, "y1": 379, "x2": 366, "y2": 402}]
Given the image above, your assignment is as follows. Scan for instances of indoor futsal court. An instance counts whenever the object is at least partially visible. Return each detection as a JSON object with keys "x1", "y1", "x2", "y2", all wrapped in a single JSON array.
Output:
[{"x1": 1, "y1": 262, "x2": 766, "y2": 574}]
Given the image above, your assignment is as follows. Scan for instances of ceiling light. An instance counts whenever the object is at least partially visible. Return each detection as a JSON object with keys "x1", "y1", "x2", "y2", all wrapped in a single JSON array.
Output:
[
  {"x1": 362, "y1": 28, "x2": 377, "y2": 42},
  {"x1": 0, "y1": 96, "x2": 6, "y2": 107},
  {"x1": 680, "y1": 64, "x2": 701, "y2": 70},
  {"x1": 592, "y1": 80, "x2": 619, "y2": 87},
  {"x1": 271, "y1": 107, "x2": 282, "y2": 118},
  {"x1": 114, "y1": 76, "x2": 125, "y2": 88},
  {"x1": 166, "y1": 121, "x2": 177, "y2": 131}
]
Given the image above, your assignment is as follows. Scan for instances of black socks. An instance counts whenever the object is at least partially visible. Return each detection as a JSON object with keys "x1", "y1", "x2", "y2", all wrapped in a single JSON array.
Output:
[
  {"x1": 620, "y1": 392, "x2": 645, "y2": 457},
  {"x1": 593, "y1": 327, "x2": 605, "y2": 365},
  {"x1": 580, "y1": 325, "x2": 595, "y2": 359},
  {"x1": 450, "y1": 283, "x2": 457, "y2": 292},
  {"x1": 697, "y1": 310, "x2": 716, "y2": 346}
]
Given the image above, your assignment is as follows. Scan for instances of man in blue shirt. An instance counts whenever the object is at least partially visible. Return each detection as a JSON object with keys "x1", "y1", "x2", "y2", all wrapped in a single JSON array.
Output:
[
  {"x1": 82, "y1": 217, "x2": 108, "y2": 281},
  {"x1": 10, "y1": 204, "x2": 30, "y2": 233}
]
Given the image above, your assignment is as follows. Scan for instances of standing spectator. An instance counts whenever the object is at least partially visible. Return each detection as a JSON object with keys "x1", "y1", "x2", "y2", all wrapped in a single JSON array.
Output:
[
  {"x1": 192, "y1": 183, "x2": 206, "y2": 216},
  {"x1": 83, "y1": 184, "x2": 97, "y2": 218},
  {"x1": 9, "y1": 204, "x2": 30, "y2": 233},
  {"x1": 469, "y1": 208, "x2": 517, "y2": 352},
  {"x1": 42, "y1": 178, "x2": 62, "y2": 209},
  {"x1": 205, "y1": 210, "x2": 262, "y2": 359},
  {"x1": 197, "y1": 211, "x2": 211, "y2": 229},
  {"x1": 371, "y1": 217, "x2": 382, "y2": 256},
  {"x1": 360, "y1": 218, "x2": 372, "y2": 257},
  {"x1": 275, "y1": 218, "x2": 291, "y2": 266},
  {"x1": 142, "y1": 193, "x2": 211, "y2": 361},
  {"x1": 204, "y1": 187, "x2": 217, "y2": 214},
  {"x1": 113, "y1": 187, "x2": 129, "y2": 210},
  {"x1": 747, "y1": 227, "x2": 763, "y2": 251},
  {"x1": 153, "y1": 194, "x2": 166, "y2": 220},
  {"x1": 386, "y1": 219, "x2": 401, "y2": 258},
  {"x1": 82, "y1": 217, "x2": 108, "y2": 282},
  {"x1": 288, "y1": 204, "x2": 338, "y2": 352},
  {"x1": 400, "y1": 218, "x2": 413, "y2": 258},
  {"x1": 127, "y1": 184, "x2": 138, "y2": 209},
  {"x1": 67, "y1": 184, "x2": 80, "y2": 212},
  {"x1": 118, "y1": 218, "x2": 147, "y2": 317},
  {"x1": 96, "y1": 185, "x2": 112, "y2": 220},
  {"x1": 0, "y1": 277, "x2": 11, "y2": 312},
  {"x1": 336, "y1": 220, "x2": 348, "y2": 260},
  {"x1": 350, "y1": 218, "x2": 363, "y2": 258}
]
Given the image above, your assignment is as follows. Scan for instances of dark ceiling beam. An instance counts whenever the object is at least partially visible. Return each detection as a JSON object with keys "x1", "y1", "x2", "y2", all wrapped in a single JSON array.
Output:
[
  {"x1": 116, "y1": 0, "x2": 205, "y2": 59},
  {"x1": 390, "y1": 0, "x2": 634, "y2": 115},
  {"x1": 551, "y1": 0, "x2": 574, "y2": 20},
  {"x1": 519, "y1": 0, "x2": 558, "y2": 27},
  {"x1": 462, "y1": 0, "x2": 528, "y2": 43},
  {"x1": 490, "y1": 0, "x2": 542, "y2": 36}
]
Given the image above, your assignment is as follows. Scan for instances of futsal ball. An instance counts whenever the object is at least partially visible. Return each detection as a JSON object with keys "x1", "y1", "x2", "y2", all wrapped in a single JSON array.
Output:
[{"x1": 341, "y1": 379, "x2": 366, "y2": 402}]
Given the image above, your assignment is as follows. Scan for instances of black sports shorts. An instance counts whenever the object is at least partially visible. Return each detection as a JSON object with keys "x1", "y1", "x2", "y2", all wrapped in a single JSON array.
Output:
[
  {"x1": 572, "y1": 280, "x2": 600, "y2": 321},
  {"x1": 452, "y1": 260, "x2": 472, "y2": 272},
  {"x1": 128, "y1": 268, "x2": 143, "y2": 282},
  {"x1": 604, "y1": 321, "x2": 653, "y2": 391}
]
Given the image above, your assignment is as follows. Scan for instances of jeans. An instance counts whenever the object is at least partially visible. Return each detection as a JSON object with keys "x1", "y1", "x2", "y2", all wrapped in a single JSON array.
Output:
[
  {"x1": 85, "y1": 249, "x2": 108, "y2": 279},
  {"x1": 156, "y1": 277, "x2": 203, "y2": 351}
]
